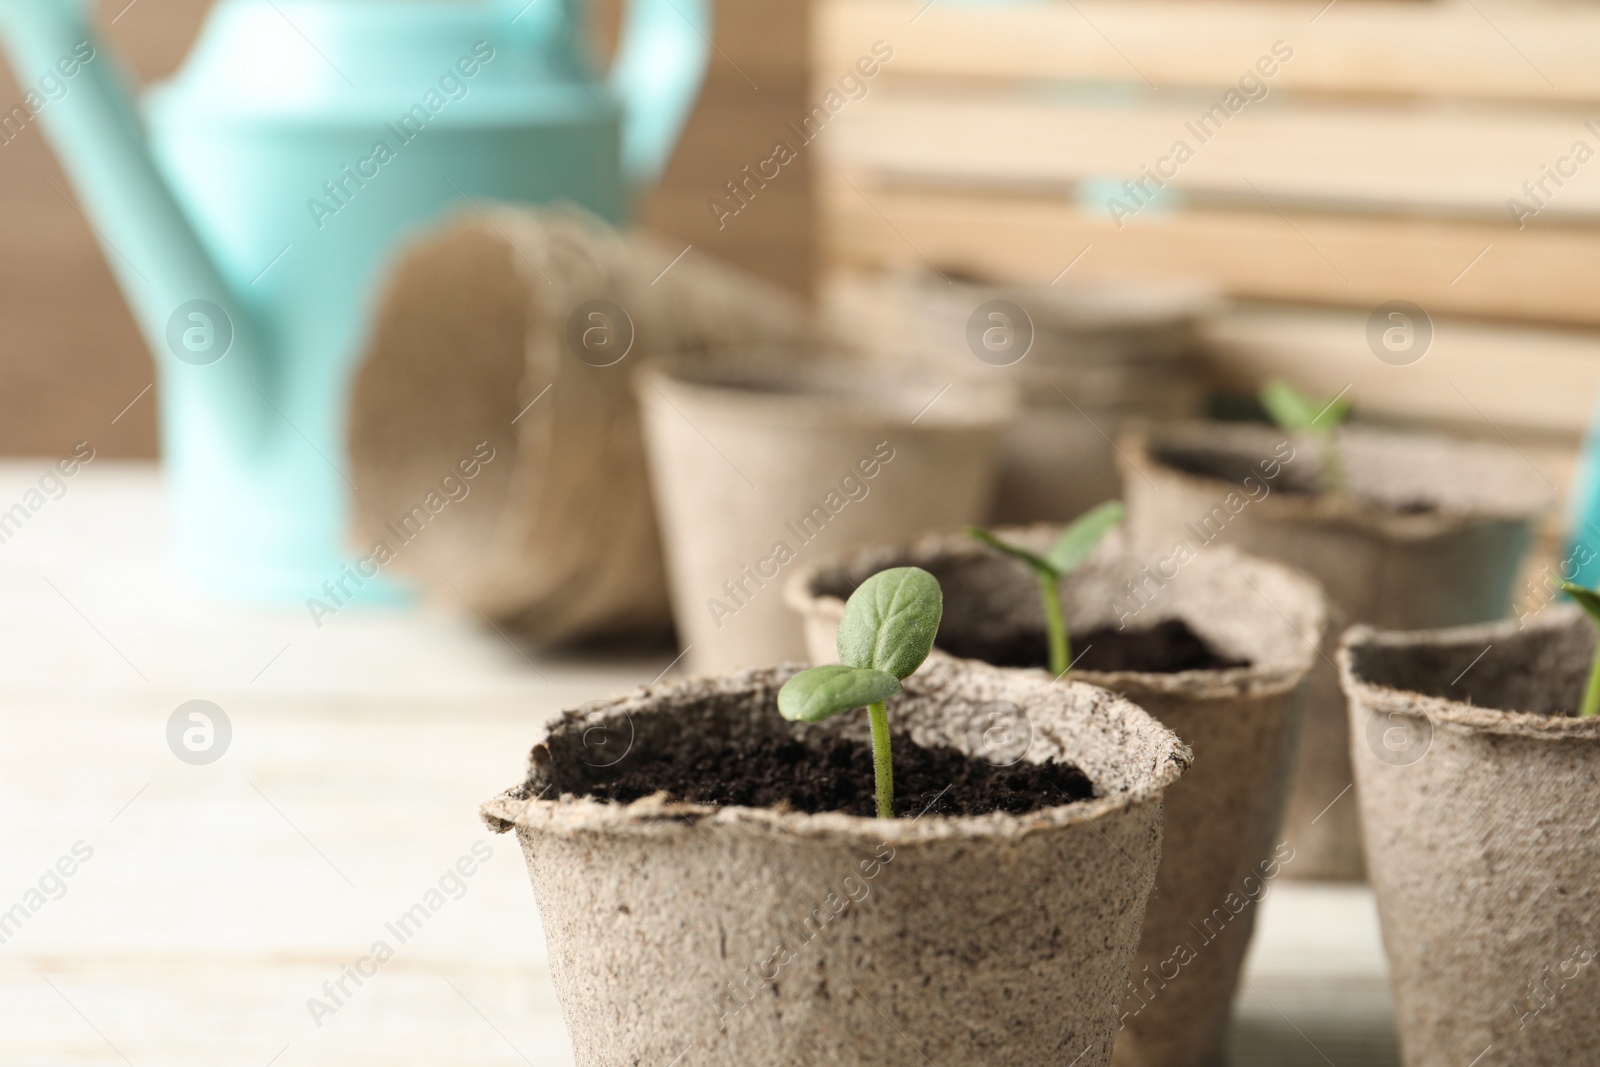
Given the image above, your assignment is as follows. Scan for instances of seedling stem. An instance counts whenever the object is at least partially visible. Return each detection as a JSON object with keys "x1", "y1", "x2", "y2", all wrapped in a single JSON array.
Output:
[
  {"x1": 1582, "y1": 653, "x2": 1600, "y2": 720},
  {"x1": 867, "y1": 701, "x2": 894, "y2": 820},
  {"x1": 1039, "y1": 570, "x2": 1070, "y2": 676},
  {"x1": 778, "y1": 567, "x2": 944, "y2": 818},
  {"x1": 1559, "y1": 580, "x2": 1600, "y2": 717},
  {"x1": 1260, "y1": 379, "x2": 1353, "y2": 495},
  {"x1": 967, "y1": 501, "x2": 1125, "y2": 677}
]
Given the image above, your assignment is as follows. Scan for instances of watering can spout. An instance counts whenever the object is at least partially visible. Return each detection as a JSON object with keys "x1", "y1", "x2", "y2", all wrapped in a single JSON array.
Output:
[{"x1": 0, "y1": 0, "x2": 268, "y2": 445}]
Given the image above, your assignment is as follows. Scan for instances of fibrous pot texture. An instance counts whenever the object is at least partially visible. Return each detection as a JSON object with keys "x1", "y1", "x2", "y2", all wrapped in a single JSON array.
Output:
[
  {"x1": 348, "y1": 206, "x2": 814, "y2": 644},
  {"x1": 1122, "y1": 421, "x2": 1552, "y2": 880},
  {"x1": 785, "y1": 528, "x2": 1326, "y2": 1067},
  {"x1": 1342, "y1": 608, "x2": 1600, "y2": 1067},
  {"x1": 636, "y1": 358, "x2": 1013, "y2": 674},
  {"x1": 482, "y1": 659, "x2": 1190, "y2": 1067}
]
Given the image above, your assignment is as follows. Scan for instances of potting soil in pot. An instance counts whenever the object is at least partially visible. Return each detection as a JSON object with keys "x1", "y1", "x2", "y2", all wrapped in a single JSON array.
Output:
[
  {"x1": 926, "y1": 615, "x2": 1246, "y2": 675},
  {"x1": 573, "y1": 730, "x2": 1096, "y2": 817},
  {"x1": 805, "y1": 550, "x2": 1253, "y2": 677}
]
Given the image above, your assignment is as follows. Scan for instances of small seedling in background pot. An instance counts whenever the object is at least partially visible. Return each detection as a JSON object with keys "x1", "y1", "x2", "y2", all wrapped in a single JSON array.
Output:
[
  {"x1": 1260, "y1": 378, "x2": 1353, "y2": 493},
  {"x1": 965, "y1": 501, "x2": 1125, "y2": 677},
  {"x1": 778, "y1": 567, "x2": 943, "y2": 820},
  {"x1": 1559, "y1": 580, "x2": 1600, "y2": 717}
]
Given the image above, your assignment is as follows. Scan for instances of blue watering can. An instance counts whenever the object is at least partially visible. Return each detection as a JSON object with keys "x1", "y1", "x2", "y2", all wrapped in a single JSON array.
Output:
[{"x1": 0, "y1": 0, "x2": 709, "y2": 601}]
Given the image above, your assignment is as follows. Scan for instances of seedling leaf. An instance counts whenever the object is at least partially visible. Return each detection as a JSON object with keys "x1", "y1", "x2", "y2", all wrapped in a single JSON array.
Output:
[
  {"x1": 1261, "y1": 378, "x2": 1351, "y2": 432},
  {"x1": 837, "y1": 566, "x2": 944, "y2": 680},
  {"x1": 1261, "y1": 379, "x2": 1352, "y2": 493},
  {"x1": 1045, "y1": 500, "x2": 1125, "y2": 575},
  {"x1": 1562, "y1": 581, "x2": 1600, "y2": 718},
  {"x1": 1260, "y1": 379, "x2": 1323, "y2": 431},
  {"x1": 1562, "y1": 581, "x2": 1600, "y2": 625},
  {"x1": 778, "y1": 665, "x2": 903, "y2": 723},
  {"x1": 965, "y1": 525, "x2": 1055, "y2": 577},
  {"x1": 780, "y1": 566, "x2": 946, "y2": 818},
  {"x1": 1319, "y1": 392, "x2": 1353, "y2": 428}
]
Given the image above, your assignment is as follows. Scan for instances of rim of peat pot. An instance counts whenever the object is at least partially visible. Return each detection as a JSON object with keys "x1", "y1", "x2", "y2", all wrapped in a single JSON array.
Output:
[
  {"x1": 929, "y1": 275, "x2": 1222, "y2": 338},
  {"x1": 1338, "y1": 604, "x2": 1600, "y2": 1067},
  {"x1": 783, "y1": 526, "x2": 1322, "y2": 701},
  {"x1": 482, "y1": 661, "x2": 1192, "y2": 841},
  {"x1": 635, "y1": 354, "x2": 1018, "y2": 433},
  {"x1": 1339, "y1": 606, "x2": 1600, "y2": 740},
  {"x1": 1124, "y1": 420, "x2": 1555, "y2": 536}
]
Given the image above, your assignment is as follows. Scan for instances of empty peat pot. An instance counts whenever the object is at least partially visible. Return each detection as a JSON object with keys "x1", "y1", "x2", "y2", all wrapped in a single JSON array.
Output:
[
  {"x1": 786, "y1": 528, "x2": 1326, "y2": 1067},
  {"x1": 912, "y1": 277, "x2": 1212, "y2": 523},
  {"x1": 1342, "y1": 608, "x2": 1600, "y2": 1067},
  {"x1": 635, "y1": 358, "x2": 1014, "y2": 674},
  {"x1": 481, "y1": 660, "x2": 1190, "y2": 1067},
  {"x1": 1122, "y1": 421, "x2": 1553, "y2": 880}
]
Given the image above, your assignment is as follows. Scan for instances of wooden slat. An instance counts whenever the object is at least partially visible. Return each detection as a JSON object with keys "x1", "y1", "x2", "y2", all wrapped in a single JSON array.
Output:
[
  {"x1": 1201, "y1": 305, "x2": 1600, "y2": 444},
  {"x1": 823, "y1": 88, "x2": 1600, "y2": 221},
  {"x1": 640, "y1": 0, "x2": 817, "y2": 296},
  {"x1": 822, "y1": 176, "x2": 1600, "y2": 327},
  {"x1": 819, "y1": 0, "x2": 1600, "y2": 105},
  {"x1": 823, "y1": 266, "x2": 1594, "y2": 457}
]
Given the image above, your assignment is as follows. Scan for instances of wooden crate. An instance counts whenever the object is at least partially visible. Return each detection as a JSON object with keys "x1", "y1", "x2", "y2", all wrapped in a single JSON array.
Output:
[{"x1": 813, "y1": 0, "x2": 1600, "y2": 448}]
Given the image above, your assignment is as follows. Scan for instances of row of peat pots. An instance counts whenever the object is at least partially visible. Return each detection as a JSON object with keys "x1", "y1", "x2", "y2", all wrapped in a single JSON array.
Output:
[{"x1": 481, "y1": 358, "x2": 1588, "y2": 1066}]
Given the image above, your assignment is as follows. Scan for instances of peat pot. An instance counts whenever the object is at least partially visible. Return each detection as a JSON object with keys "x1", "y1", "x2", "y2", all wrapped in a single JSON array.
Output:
[
  {"x1": 636, "y1": 359, "x2": 1014, "y2": 673},
  {"x1": 786, "y1": 528, "x2": 1325, "y2": 1067},
  {"x1": 481, "y1": 659, "x2": 1190, "y2": 1067},
  {"x1": 1123, "y1": 421, "x2": 1553, "y2": 879},
  {"x1": 1342, "y1": 609, "x2": 1600, "y2": 1067},
  {"x1": 913, "y1": 278, "x2": 1212, "y2": 524},
  {"x1": 348, "y1": 208, "x2": 813, "y2": 643}
]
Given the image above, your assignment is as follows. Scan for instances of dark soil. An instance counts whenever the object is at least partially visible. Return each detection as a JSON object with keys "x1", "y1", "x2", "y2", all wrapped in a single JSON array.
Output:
[
  {"x1": 939, "y1": 618, "x2": 1250, "y2": 674},
  {"x1": 1153, "y1": 443, "x2": 1322, "y2": 497},
  {"x1": 1152, "y1": 441, "x2": 1439, "y2": 514},
  {"x1": 577, "y1": 733, "x2": 1095, "y2": 818}
]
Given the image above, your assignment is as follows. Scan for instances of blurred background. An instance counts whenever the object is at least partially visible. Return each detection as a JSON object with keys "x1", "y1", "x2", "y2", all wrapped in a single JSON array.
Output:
[
  {"x1": 1, "y1": 1, "x2": 1592, "y2": 1064},
  {"x1": 9, "y1": 0, "x2": 1591, "y2": 474}
]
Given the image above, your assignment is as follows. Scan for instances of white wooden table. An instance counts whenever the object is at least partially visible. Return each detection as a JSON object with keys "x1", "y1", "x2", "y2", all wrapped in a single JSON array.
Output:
[{"x1": 0, "y1": 462, "x2": 1398, "y2": 1065}]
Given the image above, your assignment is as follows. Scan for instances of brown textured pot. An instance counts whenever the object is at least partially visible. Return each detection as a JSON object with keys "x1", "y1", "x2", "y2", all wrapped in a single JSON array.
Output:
[
  {"x1": 636, "y1": 360, "x2": 1013, "y2": 674},
  {"x1": 910, "y1": 277, "x2": 1212, "y2": 525},
  {"x1": 481, "y1": 659, "x2": 1190, "y2": 1067},
  {"x1": 1122, "y1": 421, "x2": 1553, "y2": 880},
  {"x1": 785, "y1": 528, "x2": 1325, "y2": 1067},
  {"x1": 347, "y1": 206, "x2": 815, "y2": 644},
  {"x1": 1341, "y1": 609, "x2": 1600, "y2": 1067}
]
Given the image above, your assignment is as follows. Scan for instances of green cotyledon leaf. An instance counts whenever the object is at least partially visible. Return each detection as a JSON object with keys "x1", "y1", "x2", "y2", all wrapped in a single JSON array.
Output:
[
  {"x1": 1044, "y1": 500, "x2": 1125, "y2": 575},
  {"x1": 778, "y1": 665, "x2": 903, "y2": 723},
  {"x1": 1261, "y1": 378, "x2": 1351, "y2": 432},
  {"x1": 1562, "y1": 581, "x2": 1600, "y2": 626},
  {"x1": 835, "y1": 566, "x2": 943, "y2": 680}
]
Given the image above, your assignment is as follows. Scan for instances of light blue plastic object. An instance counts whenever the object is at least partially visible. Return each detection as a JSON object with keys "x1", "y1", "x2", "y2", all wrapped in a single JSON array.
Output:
[
  {"x1": 1569, "y1": 427, "x2": 1600, "y2": 587},
  {"x1": 0, "y1": 0, "x2": 709, "y2": 601}
]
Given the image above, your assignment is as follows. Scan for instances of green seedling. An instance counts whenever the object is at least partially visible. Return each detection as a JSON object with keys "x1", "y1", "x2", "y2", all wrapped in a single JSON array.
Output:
[
  {"x1": 1560, "y1": 581, "x2": 1600, "y2": 717},
  {"x1": 1260, "y1": 378, "x2": 1352, "y2": 493},
  {"x1": 966, "y1": 501, "x2": 1125, "y2": 677},
  {"x1": 778, "y1": 567, "x2": 943, "y2": 820}
]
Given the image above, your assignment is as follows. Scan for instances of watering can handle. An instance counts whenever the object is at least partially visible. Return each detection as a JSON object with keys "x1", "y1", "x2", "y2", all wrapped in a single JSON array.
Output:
[
  {"x1": 0, "y1": 0, "x2": 270, "y2": 450},
  {"x1": 607, "y1": 0, "x2": 711, "y2": 189}
]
